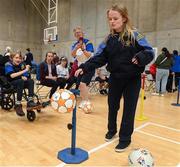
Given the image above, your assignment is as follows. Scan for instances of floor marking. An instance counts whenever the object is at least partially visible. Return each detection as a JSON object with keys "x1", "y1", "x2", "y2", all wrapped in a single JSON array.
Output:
[
  {"x1": 137, "y1": 130, "x2": 180, "y2": 145},
  {"x1": 148, "y1": 122, "x2": 180, "y2": 132},
  {"x1": 56, "y1": 122, "x2": 150, "y2": 167},
  {"x1": 134, "y1": 122, "x2": 150, "y2": 131}
]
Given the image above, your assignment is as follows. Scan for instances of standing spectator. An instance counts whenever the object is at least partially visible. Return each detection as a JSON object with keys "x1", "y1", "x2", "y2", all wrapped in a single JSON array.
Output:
[
  {"x1": 24, "y1": 48, "x2": 33, "y2": 66},
  {"x1": 53, "y1": 52, "x2": 60, "y2": 65},
  {"x1": 171, "y1": 50, "x2": 180, "y2": 91},
  {"x1": 71, "y1": 27, "x2": 95, "y2": 108},
  {"x1": 152, "y1": 48, "x2": 173, "y2": 96}
]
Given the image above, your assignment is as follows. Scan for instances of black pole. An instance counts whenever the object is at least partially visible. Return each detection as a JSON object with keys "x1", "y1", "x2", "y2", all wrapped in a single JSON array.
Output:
[
  {"x1": 71, "y1": 106, "x2": 76, "y2": 155},
  {"x1": 177, "y1": 78, "x2": 180, "y2": 104}
]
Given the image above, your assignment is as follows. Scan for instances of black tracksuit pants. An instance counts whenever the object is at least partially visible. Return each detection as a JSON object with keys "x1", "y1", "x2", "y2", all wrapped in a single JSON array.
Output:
[
  {"x1": 11, "y1": 79, "x2": 34, "y2": 101},
  {"x1": 107, "y1": 75, "x2": 141, "y2": 142}
]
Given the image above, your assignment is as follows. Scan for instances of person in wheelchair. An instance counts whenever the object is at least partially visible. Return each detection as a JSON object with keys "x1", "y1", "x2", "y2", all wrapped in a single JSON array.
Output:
[{"x1": 5, "y1": 52, "x2": 38, "y2": 116}]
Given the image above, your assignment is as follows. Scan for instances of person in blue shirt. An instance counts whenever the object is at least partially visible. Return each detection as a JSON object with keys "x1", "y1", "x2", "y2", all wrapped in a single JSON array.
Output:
[
  {"x1": 5, "y1": 53, "x2": 38, "y2": 116},
  {"x1": 171, "y1": 50, "x2": 180, "y2": 90},
  {"x1": 75, "y1": 4, "x2": 154, "y2": 152},
  {"x1": 71, "y1": 27, "x2": 95, "y2": 108}
]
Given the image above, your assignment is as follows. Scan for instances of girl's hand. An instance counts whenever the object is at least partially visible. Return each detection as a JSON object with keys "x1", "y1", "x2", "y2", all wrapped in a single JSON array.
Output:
[
  {"x1": 76, "y1": 43, "x2": 82, "y2": 49},
  {"x1": 22, "y1": 76, "x2": 27, "y2": 81},
  {"x1": 25, "y1": 65, "x2": 30, "y2": 71},
  {"x1": 52, "y1": 76, "x2": 57, "y2": 81},
  {"x1": 132, "y1": 57, "x2": 139, "y2": 65},
  {"x1": 75, "y1": 69, "x2": 83, "y2": 77}
]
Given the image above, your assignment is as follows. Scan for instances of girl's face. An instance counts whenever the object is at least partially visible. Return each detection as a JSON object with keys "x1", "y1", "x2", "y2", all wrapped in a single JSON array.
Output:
[
  {"x1": 12, "y1": 54, "x2": 22, "y2": 65},
  {"x1": 46, "y1": 53, "x2": 54, "y2": 63},
  {"x1": 61, "y1": 60, "x2": 67, "y2": 67},
  {"x1": 108, "y1": 10, "x2": 126, "y2": 32}
]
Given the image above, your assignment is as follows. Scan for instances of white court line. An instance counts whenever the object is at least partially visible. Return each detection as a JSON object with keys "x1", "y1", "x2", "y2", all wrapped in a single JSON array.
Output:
[
  {"x1": 148, "y1": 122, "x2": 180, "y2": 132},
  {"x1": 134, "y1": 122, "x2": 150, "y2": 131},
  {"x1": 56, "y1": 122, "x2": 150, "y2": 167},
  {"x1": 137, "y1": 130, "x2": 180, "y2": 145}
]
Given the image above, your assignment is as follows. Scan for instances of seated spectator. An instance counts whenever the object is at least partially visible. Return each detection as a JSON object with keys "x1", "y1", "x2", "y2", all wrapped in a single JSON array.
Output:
[
  {"x1": 66, "y1": 59, "x2": 79, "y2": 89},
  {"x1": 0, "y1": 47, "x2": 11, "y2": 75},
  {"x1": 5, "y1": 53, "x2": 38, "y2": 116},
  {"x1": 56, "y1": 56, "x2": 69, "y2": 88},
  {"x1": 39, "y1": 51, "x2": 61, "y2": 104},
  {"x1": 0, "y1": 54, "x2": 10, "y2": 75}
]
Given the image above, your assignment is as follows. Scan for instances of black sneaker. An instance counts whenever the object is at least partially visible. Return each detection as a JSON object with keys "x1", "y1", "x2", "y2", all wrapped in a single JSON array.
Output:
[
  {"x1": 105, "y1": 131, "x2": 116, "y2": 142},
  {"x1": 14, "y1": 104, "x2": 25, "y2": 117},
  {"x1": 27, "y1": 100, "x2": 38, "y2": 108},
  {"x1": 115, "y1": 141, "x2": 131, "y2": 152},
  {"x1": 103, "y1": 89, "x2": 108, "y2": 95},
  {"x1": 42, "y1": 100, "x2": 50, "y2": 107},
  {"x1": 99, "y1": 90, "x2": 104, "y2": 95}
]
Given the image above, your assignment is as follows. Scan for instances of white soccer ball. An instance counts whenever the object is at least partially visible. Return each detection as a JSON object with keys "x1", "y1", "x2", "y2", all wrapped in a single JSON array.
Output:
[
  {"x1": 128, "y1": 148, "x2": 154, "y2": 167},
  {"x1": 82, "y1": 100, "x2": 93, "y2": 114},
  {"x1": 51, "y1": 89, "x2": 76, "y2": 113}
]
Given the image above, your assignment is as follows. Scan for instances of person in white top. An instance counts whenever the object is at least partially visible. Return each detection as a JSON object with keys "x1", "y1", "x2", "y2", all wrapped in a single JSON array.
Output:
[{"x1": 56, "y1": 57, "x2": 69, "y2": 88}]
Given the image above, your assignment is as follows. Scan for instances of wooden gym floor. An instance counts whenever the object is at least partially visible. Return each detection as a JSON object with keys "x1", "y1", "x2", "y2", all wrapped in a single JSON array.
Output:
[{"x1": 0, "y1": 89, "x2": 179, "y2": 166}]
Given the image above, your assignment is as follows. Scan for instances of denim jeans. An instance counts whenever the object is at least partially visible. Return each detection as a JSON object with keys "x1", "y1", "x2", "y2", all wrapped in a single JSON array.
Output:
[{"x1": 155, "y1": 68, "x2": 169, "y2": 93}]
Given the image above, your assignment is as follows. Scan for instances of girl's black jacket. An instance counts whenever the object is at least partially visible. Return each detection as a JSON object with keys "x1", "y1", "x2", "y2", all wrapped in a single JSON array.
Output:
[{"x1": 80, "y1": 31, "x2": 154, "y2": 78}]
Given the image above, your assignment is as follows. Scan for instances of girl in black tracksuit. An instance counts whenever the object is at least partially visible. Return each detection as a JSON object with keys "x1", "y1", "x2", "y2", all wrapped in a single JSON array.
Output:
[{"x1": 75, "y1": 4, "x2": 154, "y2": 152}]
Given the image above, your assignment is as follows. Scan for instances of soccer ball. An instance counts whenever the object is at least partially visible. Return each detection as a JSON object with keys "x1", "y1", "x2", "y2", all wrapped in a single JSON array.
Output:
[
  {"x1": 51, "y1": 89, "x2": 76, "y2": 113},
  {"x1": 82, "y1": 100, "x2": 93, "y2": 114},
  {"x1": 128, "y1": 148, "x2": 154, "y2": 167}
]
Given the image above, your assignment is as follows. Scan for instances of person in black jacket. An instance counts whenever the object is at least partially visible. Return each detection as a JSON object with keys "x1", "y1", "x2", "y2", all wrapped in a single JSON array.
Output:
[
  {"x1": 24, "y1": 48, "x2": 33, "y2": 66},
  {"x1": 75, "y1": 4, "x2": 154, "y2": 152},
  {"x1": 5, "y1": 53, "x2": 38, "y2": 116},
  {"x1": 40, "y1": 51, "x2": 62, "y2": 104}
]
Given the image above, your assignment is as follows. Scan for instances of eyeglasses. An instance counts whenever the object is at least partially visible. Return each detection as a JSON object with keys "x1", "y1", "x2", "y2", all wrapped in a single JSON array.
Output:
[{"x1": 75, "y1": 31, "x2": 82, "y2": 34}]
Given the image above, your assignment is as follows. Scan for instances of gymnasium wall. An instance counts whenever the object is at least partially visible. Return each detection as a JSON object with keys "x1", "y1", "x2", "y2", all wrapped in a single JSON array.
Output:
[
  {"x1": 0, "y1": 0, "x2": 43, "y2": 62},
  {"x1": 0, "y1": 0, "x2": 179, "y2": 62},
  {"x1": 43, "y1": 0, "x2": 180, "y2": 61}
]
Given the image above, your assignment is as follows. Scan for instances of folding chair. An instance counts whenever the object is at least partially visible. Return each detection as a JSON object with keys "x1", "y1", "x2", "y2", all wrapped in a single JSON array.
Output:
[{"x1": 144, "y1": 71, "x2": 156, "y2": 93}]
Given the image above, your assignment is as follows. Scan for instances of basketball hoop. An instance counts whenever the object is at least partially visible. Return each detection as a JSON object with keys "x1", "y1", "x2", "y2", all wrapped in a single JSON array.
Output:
[{"x1": 44, "y1": 26, "x2": 58, "y2": 44}]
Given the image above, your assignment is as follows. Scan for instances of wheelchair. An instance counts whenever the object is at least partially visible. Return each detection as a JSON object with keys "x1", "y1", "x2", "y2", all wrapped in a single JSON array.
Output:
[{"x1": 0, "y1": 75, "x2": 43, "y2": 122}]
